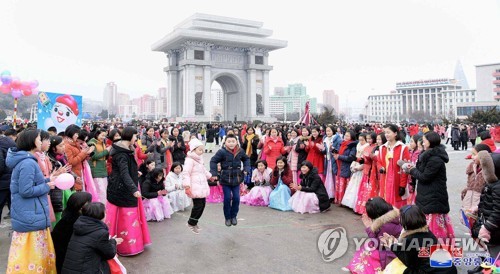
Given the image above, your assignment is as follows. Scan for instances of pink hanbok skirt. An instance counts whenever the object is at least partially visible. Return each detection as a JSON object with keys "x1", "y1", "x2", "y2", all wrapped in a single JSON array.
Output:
[
  {"x1": 106, "y1": 200, "x2": 152, "y2": 256},
  {"x1": 426, "y1": 213, "x2": 455, "y2": 244},
  {"x1": 347, "y1": 246, "x2": 383, "y2": 274},
  {"x1": 241, "y1": 186, "x2": 272, "y2": 206},
  {"x1": 354, "y1": 175, "x2": 370, "y2": 214},
  {"x1": 83, "y1": 161, "x2": 99, "y2": 202},
  {"x1": 206, "y1": 185, "x2": 224, "y2": 203},
  {"x1": 289, "y1": 191, "x2": 320, "y2": 214},
  {"x1": 324, "y1": 159, "x2": 335, "y2": 199},
  {"x1": 143, "y1": 196, "x2": 173, "y2": 222}
]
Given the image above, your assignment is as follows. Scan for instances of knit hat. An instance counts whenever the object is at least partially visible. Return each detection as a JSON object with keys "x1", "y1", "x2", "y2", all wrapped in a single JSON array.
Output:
[
  {"x1": 189, "y1": 138, "x2": 203, "y2": 152},
  {"x1": 56, "y1": 95, "x2": 79, "y2": 115},
  {"x1": 478, "y1": 150, "x2": 498, "y2": 183}
]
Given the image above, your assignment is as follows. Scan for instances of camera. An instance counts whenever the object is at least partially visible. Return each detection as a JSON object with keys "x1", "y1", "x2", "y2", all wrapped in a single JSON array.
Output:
[{"x1": 331, "y1": 148, "x2": 338, "y2": 154}]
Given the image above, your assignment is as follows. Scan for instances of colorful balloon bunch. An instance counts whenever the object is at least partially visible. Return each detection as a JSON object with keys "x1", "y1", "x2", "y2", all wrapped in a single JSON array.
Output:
[{"x1": 0, "y1": 71, "x2": 38, "y2": 98}]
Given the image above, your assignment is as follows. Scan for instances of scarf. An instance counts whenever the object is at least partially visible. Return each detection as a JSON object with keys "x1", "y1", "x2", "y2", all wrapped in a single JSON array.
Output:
[
  {"x1": 226, "y1": 145, "x2": 240, "y2": 156},
  {"x1": 245, "y1": 134, "x2": 255, "y2": 156},
  {"x1": 339, "y1": 140, "x2": 352, "y2": 155}
]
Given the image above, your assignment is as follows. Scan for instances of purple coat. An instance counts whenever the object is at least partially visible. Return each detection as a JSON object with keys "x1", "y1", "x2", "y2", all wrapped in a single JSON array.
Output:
[{"x1": 365, "y1": 208, "x2": 402, "y2": 269}]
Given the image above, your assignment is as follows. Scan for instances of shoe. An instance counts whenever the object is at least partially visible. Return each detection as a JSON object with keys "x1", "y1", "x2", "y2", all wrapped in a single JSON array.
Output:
[
  {"x1": 225, "y1": 219, "x2": 232, "y2": 227},
  {"x1": 195, "y1": 225, "x2": 202, "y2": 231},
  {"x1": 3, "y1": 214, "x2": 10, "y2": 220},
  {"x1": 205, "y1": 150, "x2": 207, "y2": 153},
  {"x1": 209, "y1": 150, "x2": 212, "y2": 153},
  {"x1": 231, "y1": 217, "x2": 237, "y2": 226},
  {"x1": 187, "y1": 224, "x2": 199, "y2": 234},
  {"x1": 467, "y1": 265, "x2": 483, "y2": 274}
]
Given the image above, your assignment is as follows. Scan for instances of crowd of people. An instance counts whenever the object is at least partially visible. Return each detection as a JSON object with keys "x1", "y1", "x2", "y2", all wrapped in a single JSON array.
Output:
[{"x1": 0, "y1": 120, "x2": 499, "y2": 273}]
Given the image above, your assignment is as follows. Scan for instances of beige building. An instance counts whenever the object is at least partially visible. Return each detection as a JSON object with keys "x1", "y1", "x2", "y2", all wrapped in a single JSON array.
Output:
[
  {"x1": 322, "y1": 90, "x2": 339, "y2": 114},
  {"x1": 475, "y1": 63, "x2": 500, "y2": 101}
]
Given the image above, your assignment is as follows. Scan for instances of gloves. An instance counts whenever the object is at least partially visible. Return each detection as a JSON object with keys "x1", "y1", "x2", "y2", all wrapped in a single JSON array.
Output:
[{"x1": 399, "y1": 187, "x2": 406, "y2": 197}]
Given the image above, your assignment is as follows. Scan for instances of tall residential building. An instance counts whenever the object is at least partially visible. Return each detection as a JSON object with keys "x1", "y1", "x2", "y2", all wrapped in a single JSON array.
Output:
[
  {"x1": 366, "y1": 78, "x2": 476, "y2": 122},
  {"x1": 103, "y1": 82, "x2": 117, "y2": 114},
  {"x1": 157, "y1": 87, "x2": 168, "y2": 115},
  {"x1": 273, "y1": 87, "x2": 285, "y2": 96},
  {"x1": 116, "y1": 92, "x2": 130, "y2": 107},
  {"x1": 211, "y1": 89, "x2": 223, "y2": 107},
  {"x1": 322, "y1": 90, "x2": 339, "y2": 114},
  {"x1": 270, "y1": 83, "x2": 318, "y2": 116},
  {"x1": 157, "y1": 87, "x2": 167, "y2": 98},
  {"x1": 475, "y1": 63, "x2": 500, "y2": 101}
]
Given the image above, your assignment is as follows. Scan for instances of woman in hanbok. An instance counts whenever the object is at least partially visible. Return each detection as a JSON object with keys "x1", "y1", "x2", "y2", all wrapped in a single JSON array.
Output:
[
  {"x1": 305, "y1": 126, "x2": 324, "y2": 181},
  {"x1": 285, "y1": 129, "x2": 300, "y2": 185},
  {"x1": 354, "y1": 132, "x2": 378, "y2": 214},
  {"x1": 342, "y1": 133, "x2": 369, "y2": 209},
  {"x1": 321, "y1": 125, "x2": 340, "y2": 200},
  {"x1": 106, "y1": 126, "x2": 151, "y2": 256},
  {"x1": 165, "y1": 162, "x2": 192, "y2": 211},
  {"x1": 378, "y1": 124, "x2": 410, "y2": 208},
  {"x1": 141, "y1": 168, "x2": 173, "y2": 222},
  {"x1": 241, "y1": 160, "x2": 273, "y2": 206},
  {"x1": 333, "y1": 130, "x2": 358, "y2": 204},
  {"x1": 289, "y1": 161, "x2": 330, "y2": 214},
  {"x1": 406, "y1": 135, "x2": 422, "y2": 205}
]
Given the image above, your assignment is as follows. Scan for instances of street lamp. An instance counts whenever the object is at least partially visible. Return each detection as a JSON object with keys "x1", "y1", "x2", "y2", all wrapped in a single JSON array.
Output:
[{"x1": 452, "y1": 79, "x2": 460, "y2": 120}]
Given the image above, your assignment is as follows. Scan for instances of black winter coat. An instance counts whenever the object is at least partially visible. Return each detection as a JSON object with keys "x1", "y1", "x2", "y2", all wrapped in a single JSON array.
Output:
[
  {"x1": 295, "y1": 137, "x2": 309, "y2": 167},
  {"x1": 206, "y1": 128, "x2": 215, "y2": 143},
  {"x1": 410, "y1": 145, "x2": 450, "y2": 214},
  {"x1": 392, "y1": 229, "x2": 457, "y2": 274},
  {"x1": 61, "y1": 216, "x2": 116, "y2": 274},
  {"x1": 299, "y1": 168, "x2": 331, "y2": 212},
  {"x1": 0, "y1": 136, "x2": 16, "y2": 190},
  {"x1": 451, "y1": 127, "x2": 460, "y2": 142},
  {"x1": 141, "y1": 175, "x2": 166, "y2": 199},
  {"x1": 210, "y1": 146, "x2": 251, "y2": 186},
  {"x1": 460, "y1": 129, "x2": 468, "y2": 142},
  {"x1": 51, "y1": 211, "x2": 81, "y2": 273},
  {"x1": 107, "y1": 142, "x2": 139, "y2": 207},
  {"x1": 477, "y1": 180, "x2": 500, "y2": 245},
  {"x1": 169, "y1": 135, "x2": 186, "y2": 164},
  {"x1": 240, "y1": 135, "x2": 260, "y2": 167}
]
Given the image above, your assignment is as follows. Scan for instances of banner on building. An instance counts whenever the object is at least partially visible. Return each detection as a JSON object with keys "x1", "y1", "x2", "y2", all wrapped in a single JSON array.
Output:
[{"x1": 37, "y1": 91, "x2": 83, "y2": 133}]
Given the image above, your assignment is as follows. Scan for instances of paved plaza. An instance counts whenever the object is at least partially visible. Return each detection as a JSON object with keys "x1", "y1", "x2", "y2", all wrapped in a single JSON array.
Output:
[{"x1": 0, "y1": 142, "x2": 492, "y2": 273}]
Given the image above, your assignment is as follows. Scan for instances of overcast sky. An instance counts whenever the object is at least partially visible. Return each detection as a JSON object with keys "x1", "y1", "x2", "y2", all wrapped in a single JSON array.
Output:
[{"x1": 1, "y1": 0, "x2": 499, "y2": 112}]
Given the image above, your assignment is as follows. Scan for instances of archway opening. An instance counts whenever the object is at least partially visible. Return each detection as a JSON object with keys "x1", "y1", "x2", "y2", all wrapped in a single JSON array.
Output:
[
  {"x1": 211, "y1": 74, "x2": 242, "y2": 122},
  {"x1": 210, "y1": 81, "x2": 224, "y2": 122}
]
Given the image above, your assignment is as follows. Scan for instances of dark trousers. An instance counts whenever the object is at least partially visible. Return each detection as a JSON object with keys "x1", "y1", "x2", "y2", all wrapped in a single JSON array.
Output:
[
  {"x1": 0, "y1": 189, "x2": 11, "y2": 219},
  {"x1": 446, "y1": 138, "x2": 451, "y2": 144},
  {"x1": 453, "y1": 141, "x2": 460, "y2": 150},
  {"x1": 188, "y1": 198, "x2": 206, "y2": 226},
  {"x1": 461, "y1": 141, "x2": 468, "y2": 150},
  {"x1": 222, "y1": 184, "x2": 240, "y2": 220},
  {"x1": 215, "y1": 134, "x2": 219, "y2": 145},
  {"x1": 470, "y1": 138, "x2": 476, "y2": 146}
]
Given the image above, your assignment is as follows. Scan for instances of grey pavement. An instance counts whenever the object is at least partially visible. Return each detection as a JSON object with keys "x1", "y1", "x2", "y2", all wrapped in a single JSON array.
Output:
[{"x1": 0, "y1": 142, "x2": 494, "y2": 273}]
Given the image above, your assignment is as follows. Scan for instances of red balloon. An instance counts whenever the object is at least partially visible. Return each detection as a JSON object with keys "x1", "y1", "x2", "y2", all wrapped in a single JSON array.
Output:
[
  {"x1": 23, "y1": 88, "x2": 33, "y2": 96},
  {"x1": 0, "y1": 84, "x2": 11, "y2": 94},
  {"x1": 10, "y1": 78, "x2": 21, "y2": 89}
]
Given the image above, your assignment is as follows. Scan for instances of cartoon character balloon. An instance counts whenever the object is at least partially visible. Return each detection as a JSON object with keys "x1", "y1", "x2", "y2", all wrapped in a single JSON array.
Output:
[{"x1": 44, "y1": 94, "x2": 80, "y2": 133}]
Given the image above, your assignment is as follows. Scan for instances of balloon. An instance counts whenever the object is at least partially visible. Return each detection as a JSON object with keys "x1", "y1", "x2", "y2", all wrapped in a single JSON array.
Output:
[
  {"x1": 11, "y1": 89, "x2": 22, "y2": 99},
  {"x1": 22, "y1": 88, "x2": 32, "y2": 96},
  {"x1": 30, "y1": 80, "x2": 39, "y2": 88},
  {"x1": 20, "y1": 81, "x2": 31, "y2": 91},
  {"x1": 0, "y1": 84, "x2": 11, "y2": 94},
  {"x1": 0, "y1": 71, "x2": 12, "y2": 85},
  {"x1": 31, "y1": 88, "x2": 38, "y2": 94},
  {"x1": 55, "y1": 173, "x2": 75, "y2": 190},
  {"x1": 10, "y1": 78, "x2": 21, "y2": 89}
]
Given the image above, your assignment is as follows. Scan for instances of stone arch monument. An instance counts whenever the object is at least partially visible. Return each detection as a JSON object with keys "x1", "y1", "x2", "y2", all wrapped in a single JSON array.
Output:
[{"x1": 152, "y1": 13, "x2": 287, "y2": 121}]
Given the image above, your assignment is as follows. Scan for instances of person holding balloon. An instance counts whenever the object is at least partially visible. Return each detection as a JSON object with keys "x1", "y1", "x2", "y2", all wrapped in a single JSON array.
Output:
[{"x1": 5, "y1": 129, "x2": 59, "y2": 273}]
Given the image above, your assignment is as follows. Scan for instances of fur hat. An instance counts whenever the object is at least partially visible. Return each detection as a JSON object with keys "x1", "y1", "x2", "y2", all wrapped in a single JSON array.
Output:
[
  {"x1": 189, "y1": 138, "x2": 203, "y2": 152},
  {"x1": 478, "y1": 151, "x2": 498, "y2": 183}
]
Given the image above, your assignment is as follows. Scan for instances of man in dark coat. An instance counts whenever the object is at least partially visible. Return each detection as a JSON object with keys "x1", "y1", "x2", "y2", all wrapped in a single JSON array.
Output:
[{"x1": 0, "y1": 128, "x2": 17, "y2": 220}]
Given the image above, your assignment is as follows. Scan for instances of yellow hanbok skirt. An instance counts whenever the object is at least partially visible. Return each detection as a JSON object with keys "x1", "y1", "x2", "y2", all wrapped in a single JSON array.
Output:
[{"x1": 7, "y1": 228, "x2": 56, "y2": 274}]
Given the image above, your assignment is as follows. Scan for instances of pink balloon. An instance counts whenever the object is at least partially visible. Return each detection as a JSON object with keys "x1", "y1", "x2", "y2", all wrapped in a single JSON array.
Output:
[
  {"x1": 20, "y1": 81, "x2": 31, "y2": 91},
  {"x1": 30, "y1": 80, "x2": 39, "y2": 88},
  {"x1": 11, "y1": 89, "x2": 22, "y2": 98},
  {"x1": 55, "y1": 173, "x2": 75, "y2": 190},
  {"x1": 22, "y1": 88, "x2": 33, "y2": 96},
  {"x1": 0, "y1": 84, "x2": 10, "y2": 94}
]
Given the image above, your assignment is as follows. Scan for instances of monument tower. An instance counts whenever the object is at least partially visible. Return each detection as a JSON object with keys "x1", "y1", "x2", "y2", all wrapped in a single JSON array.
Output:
[{"x1": 152, "y1": 13, "x2": 287, "y2": 122}]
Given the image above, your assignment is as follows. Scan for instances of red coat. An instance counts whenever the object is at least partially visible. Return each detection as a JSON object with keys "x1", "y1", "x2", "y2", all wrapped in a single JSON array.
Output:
[
  {"x1": 378, "y1": 141, "x2": 410, "y2": 208},
  {"x1": 263, "y1": 137, "x2": 286, "y2": 169},
  {"x1": 305, "y1": 136, "x2": 324, "y2": 174},
  {"x1": 134, "y1": 142, "x2": 148, "y2": 167}
]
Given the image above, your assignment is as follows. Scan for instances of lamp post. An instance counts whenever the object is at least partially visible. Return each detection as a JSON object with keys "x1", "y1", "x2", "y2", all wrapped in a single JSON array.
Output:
[{"x1": 452, "y1": 79, "x2": 460, "y2": 120}]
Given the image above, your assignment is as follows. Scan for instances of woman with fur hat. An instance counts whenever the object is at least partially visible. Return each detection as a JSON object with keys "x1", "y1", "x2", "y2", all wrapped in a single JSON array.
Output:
[
  {"x1": 346, "y1": 197, "x2": 402, "y2": 273},
  {"x1": 182, "y1": 138, "x2": 212, "y2": 234}
]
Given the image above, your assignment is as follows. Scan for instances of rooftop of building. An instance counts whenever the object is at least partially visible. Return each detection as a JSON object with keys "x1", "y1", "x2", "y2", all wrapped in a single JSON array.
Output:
[{"x1": 475, "y1": 62, "x2": 500, "y2": 67}]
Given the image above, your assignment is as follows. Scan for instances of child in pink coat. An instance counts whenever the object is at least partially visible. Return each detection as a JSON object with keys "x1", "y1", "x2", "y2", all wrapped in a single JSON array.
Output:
[{"x1": 182, "y1": 138, "x2": 213, "y2": 234}]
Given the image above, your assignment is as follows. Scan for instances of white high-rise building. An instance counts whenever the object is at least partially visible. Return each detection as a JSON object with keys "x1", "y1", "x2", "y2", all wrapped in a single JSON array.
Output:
[
  {"x1": 103, "y1": 82, "x2": 118, "y2": 114},
  {"x1": 211, "y1": 89, "x2": 223, "y2": 107}
]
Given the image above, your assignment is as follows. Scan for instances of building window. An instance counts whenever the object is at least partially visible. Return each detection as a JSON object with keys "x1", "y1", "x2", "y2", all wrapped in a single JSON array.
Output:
[
  {"x1": 255, "y1": 56, "x2": 264, "y2": 65},
  {"x1": 194, "y1": 50, "x2": 204, "y2": 60}
]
